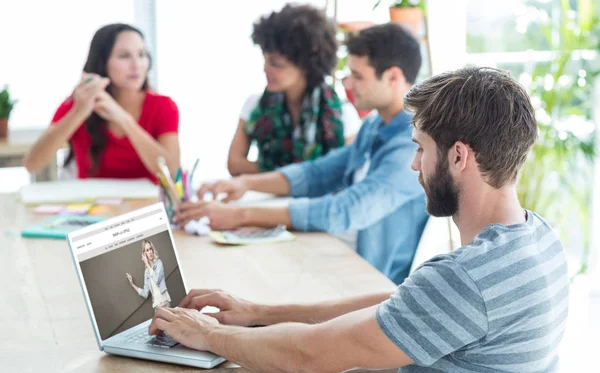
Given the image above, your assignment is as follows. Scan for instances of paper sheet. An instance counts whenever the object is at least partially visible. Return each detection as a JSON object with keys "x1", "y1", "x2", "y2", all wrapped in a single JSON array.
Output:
[{"x1": 20, "y1": 179, "x2": 158, "y2": 205}]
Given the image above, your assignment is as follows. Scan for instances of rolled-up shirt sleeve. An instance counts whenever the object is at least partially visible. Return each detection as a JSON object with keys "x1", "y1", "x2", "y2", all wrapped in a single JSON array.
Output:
[{"x1": 286, "y1": 139, "x2": 422, "y2": 233}]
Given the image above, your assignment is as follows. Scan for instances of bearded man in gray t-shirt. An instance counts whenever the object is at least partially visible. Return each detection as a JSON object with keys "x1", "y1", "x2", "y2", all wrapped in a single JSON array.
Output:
[{"x1": 147, "y1": 66, "x2": 568, "y2": 373}]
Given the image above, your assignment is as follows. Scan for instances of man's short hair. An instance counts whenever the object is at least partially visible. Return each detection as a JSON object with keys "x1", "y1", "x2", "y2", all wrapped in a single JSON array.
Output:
[
  {"x1": 405, "y1": 66, "x2": 538, "y2": 188},
  {"x1": 346, "y1": 23, "x2": 422, "y2": 83}
]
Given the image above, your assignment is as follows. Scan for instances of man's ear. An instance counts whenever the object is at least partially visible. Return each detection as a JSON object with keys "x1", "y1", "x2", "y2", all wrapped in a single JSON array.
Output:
[
  {"x1": 449, "y1": 141, "x2": 469, "y2": 172},
  {"x1": 385, "y1": 66, "x2": 406, "y2": 86}
]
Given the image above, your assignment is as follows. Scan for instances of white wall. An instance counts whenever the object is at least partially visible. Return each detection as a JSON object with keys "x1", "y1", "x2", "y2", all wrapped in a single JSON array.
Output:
[
  {"x1": 327, "y1": 0, "x2": 390, "y2": 23},
  {"x1": 427, "y1": 0, "x2": 467, "y2": 74},
  {"x1": 0, "y1": 0, "x2": 139, "y2": 130}
]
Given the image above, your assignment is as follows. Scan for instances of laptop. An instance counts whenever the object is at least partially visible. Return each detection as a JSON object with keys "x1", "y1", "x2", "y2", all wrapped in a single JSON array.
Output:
[{"x1": 66, "y1": 202, "x2": 226, "y2": 369}]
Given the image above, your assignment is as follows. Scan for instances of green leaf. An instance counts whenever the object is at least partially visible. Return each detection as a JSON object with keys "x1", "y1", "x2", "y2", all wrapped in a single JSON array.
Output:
[{"x1": 0, "y1": 85, "x2": 16, "y2": 117}]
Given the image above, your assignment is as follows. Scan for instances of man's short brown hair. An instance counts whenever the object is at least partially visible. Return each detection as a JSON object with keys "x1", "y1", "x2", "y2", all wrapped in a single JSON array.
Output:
[
  {"x1": 346, "y1": 23, "x2": 422, "y2": 84},
  {"x1": 404, "y1": 66, "x2": 538, "y2": 188}
]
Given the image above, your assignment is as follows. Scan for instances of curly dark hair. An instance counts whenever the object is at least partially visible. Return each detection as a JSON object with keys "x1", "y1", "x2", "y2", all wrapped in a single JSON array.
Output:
[{"x1": 252, "y1": 4, "x2": 338, "y2": 88}]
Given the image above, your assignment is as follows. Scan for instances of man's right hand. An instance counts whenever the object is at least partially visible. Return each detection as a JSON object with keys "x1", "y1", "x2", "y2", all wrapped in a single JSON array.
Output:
[
  {"x1": 197, "y1": 177, "x2": 249, "y2": 203},
  {"x1": 179, "y1": 289, "x2": 264, "y2": 327}
]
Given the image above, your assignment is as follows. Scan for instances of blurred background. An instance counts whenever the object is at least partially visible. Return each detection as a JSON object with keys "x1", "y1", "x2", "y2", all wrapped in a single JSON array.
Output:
[{"x1": 0, "y1": 1, "x2": 598, "y2": 368}]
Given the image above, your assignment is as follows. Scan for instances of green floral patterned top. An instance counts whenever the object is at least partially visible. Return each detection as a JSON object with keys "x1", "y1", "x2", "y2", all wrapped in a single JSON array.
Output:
[{"x1": 244, "y1": 84, "x2": 345, "y2": 171}]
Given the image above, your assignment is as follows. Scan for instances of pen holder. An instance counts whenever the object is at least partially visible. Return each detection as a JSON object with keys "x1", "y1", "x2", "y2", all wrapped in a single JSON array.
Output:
[
  {"x1": 159, "y1": 186, "x2": 177, "y2": 226},
  {"x1": 157, "y1": 167, "x2": 190, "y2": 226}
]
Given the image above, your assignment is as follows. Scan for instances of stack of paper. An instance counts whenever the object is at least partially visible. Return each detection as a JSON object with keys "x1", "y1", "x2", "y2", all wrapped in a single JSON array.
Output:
[{"x1": 20, "y1": 179, "x2": 158, "y2": 205}]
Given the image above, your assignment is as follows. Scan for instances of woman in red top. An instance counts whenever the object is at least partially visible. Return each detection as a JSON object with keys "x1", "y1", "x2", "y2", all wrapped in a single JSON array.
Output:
[{"x1": 24, "y1": 23, "x2": 180, "y2": 182}]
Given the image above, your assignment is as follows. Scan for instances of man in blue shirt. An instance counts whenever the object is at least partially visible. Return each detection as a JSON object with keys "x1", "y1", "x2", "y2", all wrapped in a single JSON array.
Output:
[{"x1": 176, "y1": 23, "x2": 428, "y2": 284}]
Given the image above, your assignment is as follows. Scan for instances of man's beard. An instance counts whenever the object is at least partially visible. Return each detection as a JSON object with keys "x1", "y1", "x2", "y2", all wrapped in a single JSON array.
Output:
[{"x1": 419, "y1": 155, "x2": 460, "y2": 217}]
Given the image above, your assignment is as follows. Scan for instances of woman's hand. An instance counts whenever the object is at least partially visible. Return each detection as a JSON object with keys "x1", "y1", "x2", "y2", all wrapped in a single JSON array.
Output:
[
  {"x1": 197, "y1": 178, "x2": 249, "y2": 203},
  {"x1": 93, "y1": 90, "x2": 132, "y2": 127},
  {"x1": 174, "y1": 201, "x2": 245, "y2": 229},
  {"x1": 73, "y1": 73, "x2": 110, "y2": 118},
  {"x1": 142, "y1": 253, "x2": 151, "y2": 269},
  {"x1": 125, "y1": 273, "x2": 133, "y2": 284}
]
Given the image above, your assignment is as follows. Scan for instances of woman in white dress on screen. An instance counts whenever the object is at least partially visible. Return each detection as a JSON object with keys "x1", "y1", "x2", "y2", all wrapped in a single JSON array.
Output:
[{"x1": 125, "y1": 239, "x2": 171, "y2": 309}]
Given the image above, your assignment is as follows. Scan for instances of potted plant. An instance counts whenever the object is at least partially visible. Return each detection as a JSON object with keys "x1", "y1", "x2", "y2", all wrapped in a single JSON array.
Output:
[
  {"x1": 0, "y1": 85, "x2": 17, "y2": 138},
  {"x1": 374, "y1": 0, "x2": 426, "y2": 34}
]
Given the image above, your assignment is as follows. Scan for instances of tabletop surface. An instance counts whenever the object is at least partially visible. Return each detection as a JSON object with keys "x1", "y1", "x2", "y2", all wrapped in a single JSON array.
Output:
[{"x1": 0, "y1": 193, "x2": 397, "y2": 372}]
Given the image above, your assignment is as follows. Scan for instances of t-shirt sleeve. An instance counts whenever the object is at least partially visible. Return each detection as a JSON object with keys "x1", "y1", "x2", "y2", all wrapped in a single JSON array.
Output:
[
  {"x1": 239, "y1": 93, "x2": 261, "y2": 122},
  {"x1": 154, "y1": 96, "x2": 179, "y2": 137},
  {"x1": 340, "y1": 101, "x2": 362, "y2": 139},
  {"x1": 50, "y1": 99, "x2": 76, "y2": 125},
  {"x1": 376, "y1": 257, "x2": 488, "y2": 366}
]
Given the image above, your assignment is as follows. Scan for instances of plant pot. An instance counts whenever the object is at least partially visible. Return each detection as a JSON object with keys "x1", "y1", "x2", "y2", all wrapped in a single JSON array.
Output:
[
  {"x1": 389, "y1": 7, "x2": 423, "y2": 35},
  {"x1": 338, "y1": 21, "x2": 375, "y2": 33},
  {"x1": 0, "y1": 117, "x2": 7, "y2": 138}
]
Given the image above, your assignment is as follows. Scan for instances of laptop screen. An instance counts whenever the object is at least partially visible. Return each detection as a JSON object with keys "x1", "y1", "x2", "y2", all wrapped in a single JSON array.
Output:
[{"x1": 67, "y1": 203, "x2": 187, "y2": 342}]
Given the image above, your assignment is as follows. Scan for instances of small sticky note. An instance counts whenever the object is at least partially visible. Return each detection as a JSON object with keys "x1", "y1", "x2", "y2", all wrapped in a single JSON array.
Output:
[
  {"x1": 66, "y1": 204, "x2": 93, "y2": 210},
  {"x1": 62, "y1": 209, "x2": 88, "y2": 216},
  {"x1": 63, "y1": 204, "x2": 93, "y2": 215},
  {"x1": 33, "y1": 205, "x2": 65, "y2": 214},
  {"x1": 88, "y1": 205, "x2": 110, "y2": 215}
]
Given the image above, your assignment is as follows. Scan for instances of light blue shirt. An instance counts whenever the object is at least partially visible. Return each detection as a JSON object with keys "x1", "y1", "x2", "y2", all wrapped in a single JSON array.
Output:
[{"x1": 279, "y1": 111, "x2": 429, "y2": 284}]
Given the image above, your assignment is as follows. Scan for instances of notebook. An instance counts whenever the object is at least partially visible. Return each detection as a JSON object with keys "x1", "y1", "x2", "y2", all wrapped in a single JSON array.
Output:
[
  {"x1": 20, "y1": 179, "x2": 158, "y2": 205},
  {"x1": 21, "y1": 215, "x2": 106, "y2": 239}
]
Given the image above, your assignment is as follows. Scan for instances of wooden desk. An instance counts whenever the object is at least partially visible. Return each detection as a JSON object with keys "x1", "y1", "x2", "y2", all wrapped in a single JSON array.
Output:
[
  {"x1": 0, "y1": 194, "x2": 397, "y2": 372},
  {"x1": 0, "y1": 128, "x2": 58, "y2": 182}
]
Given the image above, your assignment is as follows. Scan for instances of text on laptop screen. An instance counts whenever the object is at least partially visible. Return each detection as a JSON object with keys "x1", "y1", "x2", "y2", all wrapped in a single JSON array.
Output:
[{"x1": 70, "y1": 206, "x2": 186, "y2": 341}]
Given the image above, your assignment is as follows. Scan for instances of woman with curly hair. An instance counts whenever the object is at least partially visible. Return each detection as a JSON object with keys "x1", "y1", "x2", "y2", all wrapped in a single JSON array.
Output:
[{"x1": 227, "y1": 4, "x2": 361, "y2": 176}]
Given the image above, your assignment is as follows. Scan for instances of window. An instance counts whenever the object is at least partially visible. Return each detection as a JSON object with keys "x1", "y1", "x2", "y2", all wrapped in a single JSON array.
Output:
[{"x1": 466, "y1": 0, "x2": 599, "y2": 276}]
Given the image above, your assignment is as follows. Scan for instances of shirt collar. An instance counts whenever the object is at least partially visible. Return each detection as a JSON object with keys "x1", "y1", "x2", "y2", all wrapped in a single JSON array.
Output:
[{"x1": 376, "y1": 110, "x2": 412, "y2": 142}]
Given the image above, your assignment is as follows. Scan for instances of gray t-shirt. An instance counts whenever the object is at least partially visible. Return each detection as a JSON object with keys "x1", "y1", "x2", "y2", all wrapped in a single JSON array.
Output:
[{"x1": 377, "y1": 211, "x2": 568, "y2": 372}]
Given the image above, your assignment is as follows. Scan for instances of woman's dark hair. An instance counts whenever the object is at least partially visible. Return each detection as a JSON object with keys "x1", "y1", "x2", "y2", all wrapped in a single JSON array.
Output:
[
  {"x1": 251, "y1": 4, "x2": 337, "y2": 88},
  {"x1": 64, "y1": 23, "x2": 150, "y2": 174}
]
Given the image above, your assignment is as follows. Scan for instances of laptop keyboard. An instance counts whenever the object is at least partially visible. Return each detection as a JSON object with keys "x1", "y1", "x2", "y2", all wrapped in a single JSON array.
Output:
[{"x1": 126, "y1": 330, "x2": 180, "y2": 348}]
